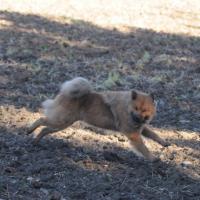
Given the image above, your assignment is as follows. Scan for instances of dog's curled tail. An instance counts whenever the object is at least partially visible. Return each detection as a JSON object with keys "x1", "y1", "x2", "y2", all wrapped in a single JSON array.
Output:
[
  {"x1": 42, "y1": 77, "x2": 92, "y2": 118},
  {"x1": 60, "y1": 77, "x2": 92, "y2": 98}
]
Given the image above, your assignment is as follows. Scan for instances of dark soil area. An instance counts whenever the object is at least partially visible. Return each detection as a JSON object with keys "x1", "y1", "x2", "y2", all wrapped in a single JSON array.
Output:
[{"x1": 0, "y1": 11, "x2": 200, "y2": 200}]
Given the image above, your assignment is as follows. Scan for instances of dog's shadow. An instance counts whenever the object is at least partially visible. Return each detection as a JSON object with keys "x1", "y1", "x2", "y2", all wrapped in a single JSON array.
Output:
[{"x1": 25, "y1": 121, "x2": 165, "y2": 165}]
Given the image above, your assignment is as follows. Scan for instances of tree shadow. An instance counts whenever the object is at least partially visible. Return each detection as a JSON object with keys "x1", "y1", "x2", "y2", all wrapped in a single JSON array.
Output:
[
  {"x1": 0, "y1": 11, "x2": 200, "y2": 199},
  {"x1": 0, "y1": 11, "x2": 199, "y2": 133},
  {"x1": 0, "y1": 125, "x2": 200, "y2": 200},
  {"x1": 171, "y1": 138, "x2": 200, "y2": 152}
]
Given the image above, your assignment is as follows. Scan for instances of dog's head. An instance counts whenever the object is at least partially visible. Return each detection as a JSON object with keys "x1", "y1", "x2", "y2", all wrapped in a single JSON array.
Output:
[{"x1": 129, "y1": 90, "x2": 156, "y2": 126}]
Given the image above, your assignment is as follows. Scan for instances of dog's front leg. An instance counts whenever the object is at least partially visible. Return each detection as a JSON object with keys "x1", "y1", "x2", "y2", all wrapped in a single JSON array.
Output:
[
  {"x1": 128, "y1": 132, "x2": 158, "y2": 162},
  {"x1": 141, "y1": 126, "x2": 170, "y2": 147}
]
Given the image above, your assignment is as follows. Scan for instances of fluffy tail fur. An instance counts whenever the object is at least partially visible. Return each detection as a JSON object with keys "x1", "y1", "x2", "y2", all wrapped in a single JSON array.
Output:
[
  {"x1": 60, "y1": 77, "x2": 92, "y2": 98},
  {"x1": 42, "y1": 77, "x2": 92, "y2": 117}
]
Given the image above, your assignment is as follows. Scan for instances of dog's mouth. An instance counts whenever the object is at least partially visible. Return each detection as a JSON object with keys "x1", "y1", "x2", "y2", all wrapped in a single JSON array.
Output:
[{"x1": 130, "y1": 112, "x2": 146, "y2": 125}]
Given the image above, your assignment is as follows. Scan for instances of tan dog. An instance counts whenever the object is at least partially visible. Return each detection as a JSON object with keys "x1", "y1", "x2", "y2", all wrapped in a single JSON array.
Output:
[{"x1": 28, "y1": 77, "x2": 169, "y2": 161}]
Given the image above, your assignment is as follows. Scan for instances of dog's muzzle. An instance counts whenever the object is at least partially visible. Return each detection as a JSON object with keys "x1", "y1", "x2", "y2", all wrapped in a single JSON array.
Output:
[{"x1": 130, "y1": 112, "x2": 146, "y2": 124}]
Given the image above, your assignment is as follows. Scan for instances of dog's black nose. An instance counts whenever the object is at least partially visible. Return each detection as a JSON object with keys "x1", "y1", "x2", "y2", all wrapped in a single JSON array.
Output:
[{"x1": 131, "y1": 112, "x2": 144, "y2": 124}]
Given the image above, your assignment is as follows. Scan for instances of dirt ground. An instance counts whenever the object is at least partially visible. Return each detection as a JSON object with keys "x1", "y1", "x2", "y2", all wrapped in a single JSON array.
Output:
[{"x1": 0, "y1": 1, "x2": 200, "y2": 200}]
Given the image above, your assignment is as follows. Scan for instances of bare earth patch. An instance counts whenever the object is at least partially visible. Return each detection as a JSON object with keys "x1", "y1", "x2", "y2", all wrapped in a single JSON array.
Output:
[{"x1": 0, "y1": 1, "x2": 200, "y2": 199}]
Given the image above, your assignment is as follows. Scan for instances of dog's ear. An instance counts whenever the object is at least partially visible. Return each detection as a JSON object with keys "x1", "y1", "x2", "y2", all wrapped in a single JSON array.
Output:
[{"x1": 131, "y1": 90, "x2": 137, "y2": 100}]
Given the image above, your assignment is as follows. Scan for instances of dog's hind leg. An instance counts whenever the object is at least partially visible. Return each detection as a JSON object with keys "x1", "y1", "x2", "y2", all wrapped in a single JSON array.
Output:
[
  {"x1": 33, "y1": 121, "x2": 74, "y2": 145},
  {"x1": 33, "y1": 127, "x2": 60, "y2": 145},
  {"x1": 27, "y1": 118, "x2": 48, "y2": 134},
  {"x1": 141, "y1": 126, "x2": 170, "y2": 147}
]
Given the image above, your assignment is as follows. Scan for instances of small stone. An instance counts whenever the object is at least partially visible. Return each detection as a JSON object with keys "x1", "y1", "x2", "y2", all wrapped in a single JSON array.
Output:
[
  {"x1": 40, "y1": 188, "x2": 49, "y2": 196},
  {"x1": 159, "y1": 154, "x2": 165, "y2": 160},
  {"x1": 103, "y1": 145, "x2": 108, "y2": 149},
  {"x1": 13, "y1": 148, "x2": 24, "y2": 156},
  {"x1": 126, "y1": 75, "x2": 135, "y2": 83},
  {"x1": 181, "y1": 161, "x2": 193, "y2": 167},
  {"x1": 31, "y1": 179, "x2": 42, "y2": 189},
  {"x1": 117, "y1": 137, "x2": 126, "y2": 142},
  {"x1": 4, "y1": 166, "x2": 16, "y2": 173},
  {"x1": 168, "y1": 153, "x2": 175, "y2": 160},
  {"x1": 103, "y1": 151, "x2": 122, "y2": 162},
  {"x1": 49, "y1": 191, "x2": 62, "y2": 200},
  {"x1": 27, "y1": 177, "x2": 34, "y2": 181}
]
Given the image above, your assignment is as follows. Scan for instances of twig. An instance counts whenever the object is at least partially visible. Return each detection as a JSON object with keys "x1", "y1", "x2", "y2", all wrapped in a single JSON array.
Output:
[
  {"x1": 6, "y1": 184, "x2": 11, "y2": 200},
  {"x1": 119, "y1": 174, "x2": 128, "y2": 188}
]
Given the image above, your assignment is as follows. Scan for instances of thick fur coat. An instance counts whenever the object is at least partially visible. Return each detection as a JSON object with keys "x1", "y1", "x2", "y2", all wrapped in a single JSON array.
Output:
[{"x1": 28, "y1": 77, "x2": 169, "y2": 161}]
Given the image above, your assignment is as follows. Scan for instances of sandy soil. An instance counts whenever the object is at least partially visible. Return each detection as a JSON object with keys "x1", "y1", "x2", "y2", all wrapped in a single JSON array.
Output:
[{"x1": 0, "y1": 1, "x2": 200, "y2": 199}]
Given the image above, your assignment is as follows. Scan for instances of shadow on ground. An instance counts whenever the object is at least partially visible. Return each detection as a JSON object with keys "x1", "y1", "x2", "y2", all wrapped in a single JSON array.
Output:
[
  {"x1": 0, "y1": 125, "x2": 199, "y2": 200},
  {"x1": 0, "y1": 11, "x2": 200, "y2": 200},
  {"x1": 0, "y1": 11, "x2": 199, "y2": 132}
]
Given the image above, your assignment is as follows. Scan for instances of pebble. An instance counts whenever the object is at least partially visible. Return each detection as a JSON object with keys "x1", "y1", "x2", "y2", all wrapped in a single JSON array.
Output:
[
  {"x1": 49, "y1": 191, "x2": 62, "y2": 200},
  {"x1": 27, "y1": 177, "x2": 43, "y2": 189},
  {"x1": 117, "y1": 137, "x2": 126, "y2": 142},
  {"x1": 159, "y1": 154, "x2": 165, "y2": 160},
  {"x1": 4, "y1": 166, "x2": 16, "y2": 173},
  {"x1": 181, "y1": 161, "x2": 193, "y2": 167},
  {"x1": 40, "y1": 188, "x2": 49, "y2": 196},
  {"x1": 103, "y1": 151, "x2": 122, "y2": 162},
  {"x1": 168, "y1": 153, "x2": 175, "y2": 160},
  {"x1": 32, "y1": 179, "x2": 43, "y2": 189}
]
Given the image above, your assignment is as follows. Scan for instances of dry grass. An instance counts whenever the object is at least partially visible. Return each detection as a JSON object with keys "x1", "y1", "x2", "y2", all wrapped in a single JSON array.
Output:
[{"x1": 0, "y1": 1, "x2": 200, "y2": 199}]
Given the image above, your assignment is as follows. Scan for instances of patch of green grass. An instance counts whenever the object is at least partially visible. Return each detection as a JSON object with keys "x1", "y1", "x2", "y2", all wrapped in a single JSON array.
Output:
[
  {"x1": 136, "y1": 51, "x2": 151, "y2": 69},
  {"x1": 103, "y1": 70, "x2": 123, "y2": 89}
]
